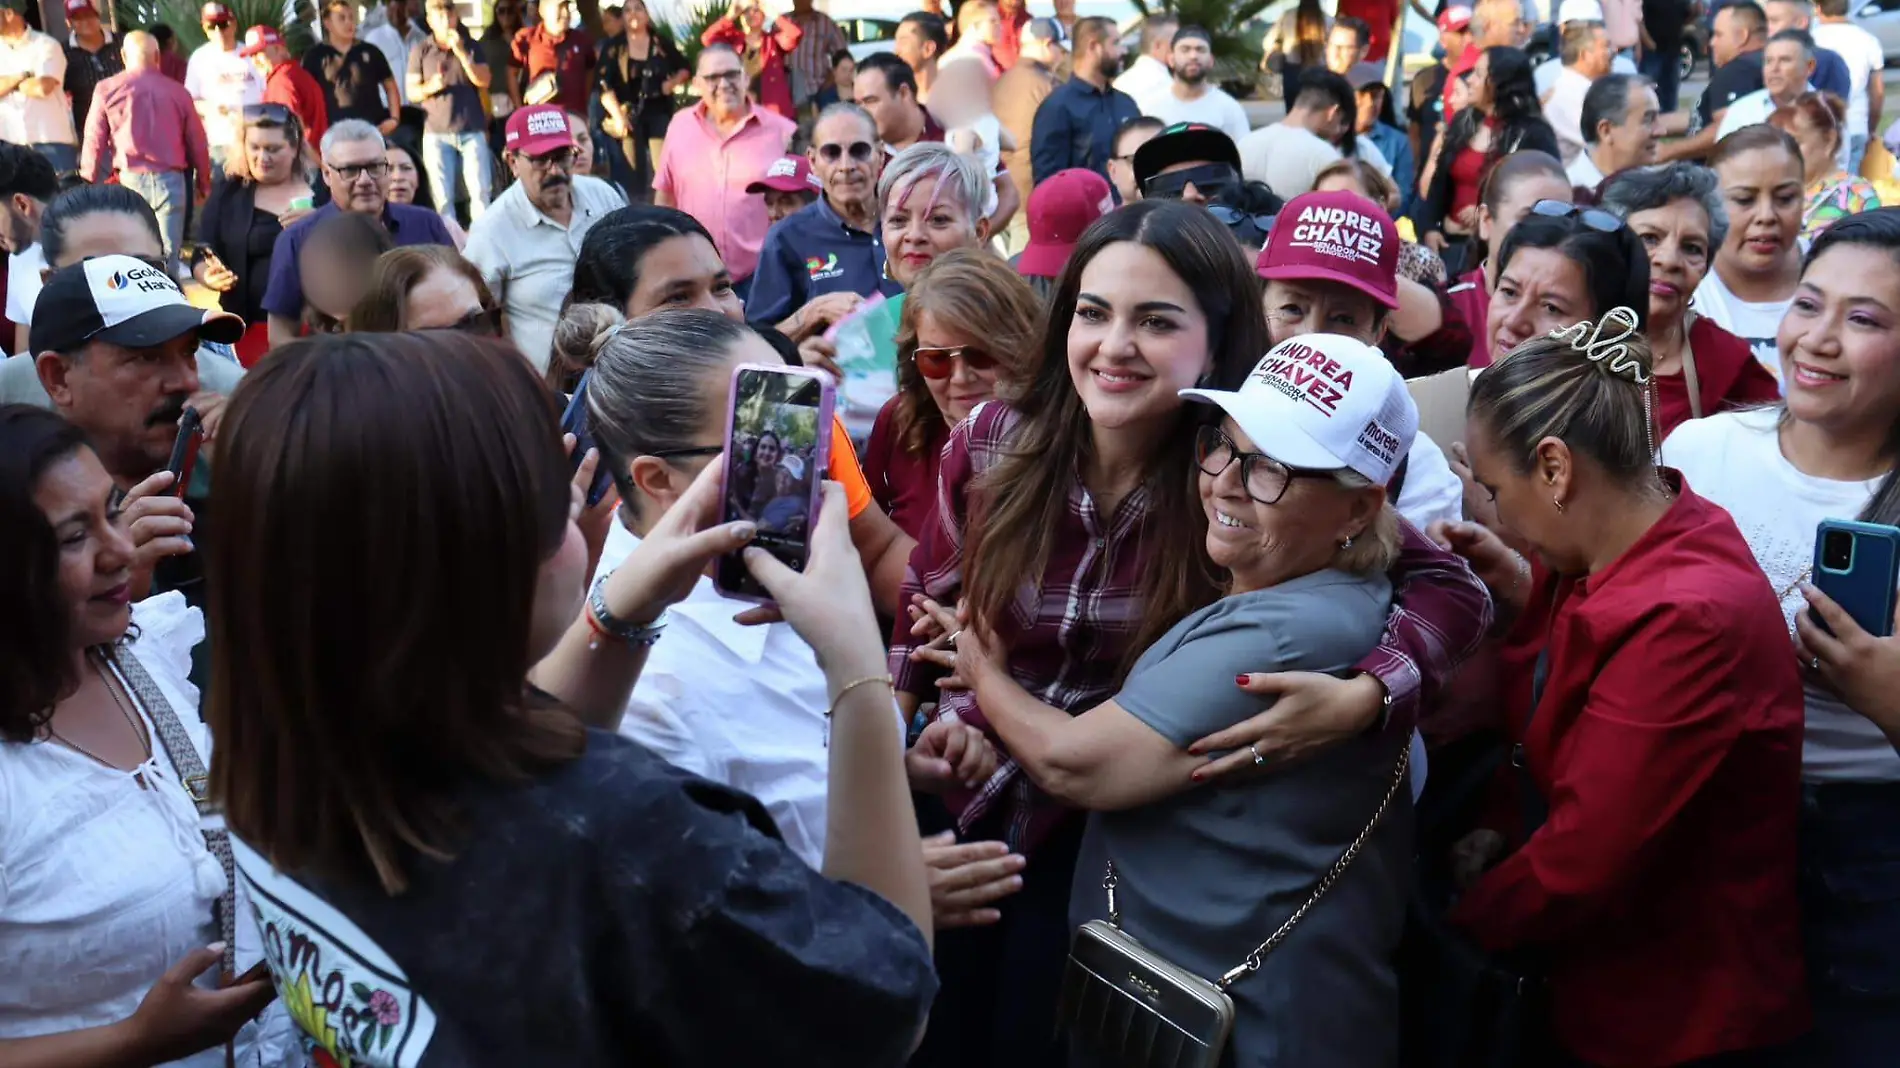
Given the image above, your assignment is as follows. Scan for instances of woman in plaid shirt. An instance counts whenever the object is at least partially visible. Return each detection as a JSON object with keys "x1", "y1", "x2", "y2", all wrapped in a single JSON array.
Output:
[{"x1": 895, "y1": 200, "x2": 1491, "y2": 1068}]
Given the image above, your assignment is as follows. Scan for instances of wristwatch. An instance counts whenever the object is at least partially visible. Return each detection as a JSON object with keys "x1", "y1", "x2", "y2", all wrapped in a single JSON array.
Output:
[{"x1": 587, "y1": 573, "x2": 668, "y2": 647}]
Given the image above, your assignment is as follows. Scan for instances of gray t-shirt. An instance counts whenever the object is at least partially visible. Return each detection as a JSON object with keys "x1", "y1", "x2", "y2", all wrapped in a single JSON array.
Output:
[{"x1": 1069, "y1": 568, "x2": 1411, "y2": 1068}]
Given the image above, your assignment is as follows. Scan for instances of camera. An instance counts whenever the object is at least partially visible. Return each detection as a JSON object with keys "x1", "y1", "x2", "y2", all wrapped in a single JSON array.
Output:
[{"x1": 1821, "y1": 528, "x2": 1856, "y2": 572}]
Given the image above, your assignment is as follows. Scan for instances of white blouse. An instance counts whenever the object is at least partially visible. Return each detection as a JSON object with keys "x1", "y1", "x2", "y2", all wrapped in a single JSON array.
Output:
[{"x1": 0, "y1": 593, "x2": 296, "y2": 1066}]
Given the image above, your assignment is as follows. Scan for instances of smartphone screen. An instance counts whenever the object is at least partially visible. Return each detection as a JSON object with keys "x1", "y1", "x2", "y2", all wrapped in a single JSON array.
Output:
[
  {"x1": 715, "y1": 366, "x2": 832, "y2": 601},
  {"x1": 166, "y1": 408, "x2": 203, "y2": 498},
  {"x1": 559, "y1": 371, "x2": 615, "y2": 508}
]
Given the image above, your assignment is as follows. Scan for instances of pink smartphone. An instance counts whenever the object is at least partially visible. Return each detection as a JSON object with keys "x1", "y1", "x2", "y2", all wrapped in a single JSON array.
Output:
[{"x1": 715, "y1": 363, "x2": 836, "y2": 603}]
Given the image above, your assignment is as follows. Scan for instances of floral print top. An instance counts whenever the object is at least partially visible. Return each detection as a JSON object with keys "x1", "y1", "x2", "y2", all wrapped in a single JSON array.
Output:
[{"x1": 1803, "y1": 172, "x2": 1882, "y2": 240}]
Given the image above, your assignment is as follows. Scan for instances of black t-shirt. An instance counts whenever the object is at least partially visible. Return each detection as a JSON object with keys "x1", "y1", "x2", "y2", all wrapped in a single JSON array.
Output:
[
  {"x1": 1698, "y1": 50, "x2": 1764, "y2": 127},
  {"x1": 302, "y1": 40, "x2": 396, "y2": 125},
  {"x1": 409, "y1": 31, "x2": 486, "y2": 134},
  {"x1": 64, "y1": 40, "x2": 124, "y2": 133},
  {"x1": 233, "y1": 730, "x2": 939, "y2": 1066}
]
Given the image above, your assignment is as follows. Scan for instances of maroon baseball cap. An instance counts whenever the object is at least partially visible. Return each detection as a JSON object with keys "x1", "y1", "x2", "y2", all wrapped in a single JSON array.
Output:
[
  {"x1": 201, "y1": 1, "x2": 234, "y2": 25},
  {"x1": 746, "y1": 156, "x2": 822, "y2": 195},
  {"x1": 1437, "y1": 5, "x2": 1472, "y2": 31},
  {"x1": 1256, "y1": 190, "x2": 1400, "y2": 310},
  {"x1": 1019, "y1": 169, "x2": 1113, "y2": 279},
  {"x1": 237, "y1": 25, "x2": 281, "y2": 56},
  {"x1": 505, "y1": 105, "x2": 576, "y2": 155},
  {"x1": 65, "y1": 0, "x2": 97, "y2": 18}
]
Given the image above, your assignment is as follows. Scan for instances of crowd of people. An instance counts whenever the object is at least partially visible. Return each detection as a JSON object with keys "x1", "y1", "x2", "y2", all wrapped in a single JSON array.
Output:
[{"x1": 4, "y1": 0, "x2": 1900, "y2": 1065}]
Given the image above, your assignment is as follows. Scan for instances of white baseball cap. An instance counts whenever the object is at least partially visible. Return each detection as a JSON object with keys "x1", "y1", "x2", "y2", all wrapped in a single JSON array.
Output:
[
  {"x1": 30, "y1": 254, "x2": 243, "y2": 355},
  {"x1": 1557, "y1": 0, "x2": 1605, "y2": 23},
  {"x1": 1180, "y1": 333, "x2": 1418, "y2": 486}
]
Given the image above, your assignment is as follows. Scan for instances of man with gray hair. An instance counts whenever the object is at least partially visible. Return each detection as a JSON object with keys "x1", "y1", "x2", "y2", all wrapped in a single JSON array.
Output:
[
  {"x1": 1541, "y1": 17, "x2": 1614, "y2": 166},
  {"x1": 1113, "y1": 13, "x2": 1178, "y2": 113},
  {"x1": 1717, "y1": 28, "x2": 1821, "y2": 144},
  {"x1": 260, "y1": 118, "x2": 456, "y2": 345},
  {"x1": 1532, "y1": 0, "x2": 1636, "y2": 97},
  {"x1": 1764, "y1": 0, "x2": 1851, "y2": 100},
  {"x1": 79, "y1": 30, "x2": 210, "y2": 278},
  {"x1": 1569, "y1": 72, "x2": 1663, "y2": 188}
]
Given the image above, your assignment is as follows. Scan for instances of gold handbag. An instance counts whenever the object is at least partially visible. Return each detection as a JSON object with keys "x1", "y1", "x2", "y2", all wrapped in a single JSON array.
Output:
[{"x1": 1057, "y1": 744, "x2": 1411, "y2": 1068}]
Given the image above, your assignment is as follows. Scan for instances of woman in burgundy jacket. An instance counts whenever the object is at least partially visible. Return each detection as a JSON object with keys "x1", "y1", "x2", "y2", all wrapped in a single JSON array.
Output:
[
  {"x1": 1438, "y1": 315, "x2": 1808, "y2": 1067},
  {"x1": 701, "y1": 0, "x2": 802, "y2": 120}
]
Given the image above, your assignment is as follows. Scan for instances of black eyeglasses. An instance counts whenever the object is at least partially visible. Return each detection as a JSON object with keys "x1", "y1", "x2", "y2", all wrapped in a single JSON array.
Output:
[
  {"x1": 1142, "y1": 162, "x2": 1237, "y2": 202},
  {"x1": 242, "y1": 103, "x2": 293, "y2": 125},
  {"x1": 1529, "y1": 198, "x2": 1623, "y2": 234},
  {"x1": 1194, "y1": 425, "x2": 1334, "y2": 505},
  {"x1": 650, "y1": 444, "x2": 723, "y2": 459},
  {"x1": 701, "y1": 69, "x2": 744, "y2": 85},
  {"x1": 817, "y1": 140, "x2": 875, "y2": 163},
  {"x1": 326, "y1": 160, "x2": 391, "y2": 181},
  {"x1": 1206, "y1": 204, "x2": 1275, "y2": 233}
]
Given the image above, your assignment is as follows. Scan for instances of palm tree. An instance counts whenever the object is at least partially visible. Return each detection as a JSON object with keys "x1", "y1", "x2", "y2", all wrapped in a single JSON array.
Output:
[{"x1": 1131, "y1": 0, "x2": 1275, "y2": 97}]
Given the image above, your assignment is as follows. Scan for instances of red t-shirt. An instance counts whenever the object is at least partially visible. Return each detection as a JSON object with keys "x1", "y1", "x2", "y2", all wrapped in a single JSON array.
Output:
[
  {"x1": 1338, "y1": 0, "x2": 1398, "y2": 61},
  {"x1": 264, "y1": 60, "x2": 328, "y2": 152},
  {"x1": 860, "y1": 395, "x2": 943, "y2": 542},
  {"x1": 1653, "y1": 317, "x2": 1784, "y2": 438},
  {"x1": 511, "y1": 25, "x2": 595, "y2": 116},
  {"x1": 1451, "y1": 266, "x2": 1492, "y2": 368}
]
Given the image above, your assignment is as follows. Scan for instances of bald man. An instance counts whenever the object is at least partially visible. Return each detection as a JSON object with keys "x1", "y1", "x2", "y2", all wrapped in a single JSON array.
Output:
[{"x1": 81, "y1": 30, "x2": 211, "y2": 276}]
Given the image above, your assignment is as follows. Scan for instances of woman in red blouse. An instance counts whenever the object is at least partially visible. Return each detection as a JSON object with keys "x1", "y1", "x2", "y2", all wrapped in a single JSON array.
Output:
[
  {"x1": 1598, "y1": 162, "x2": 1783, "y2": 437},
  {"x1": 894, "y1": 200, "x2": 1494, "y2": 1068},
  {"x1": 861, "y1": 249, "x2": 1040, "y2": 540},
  {"x1": 1436, "y1": 314, "x2": 1809, "y2": 1066},
  {"x1": 700, "y1": 0, "x2": 802, "y2": 121}
]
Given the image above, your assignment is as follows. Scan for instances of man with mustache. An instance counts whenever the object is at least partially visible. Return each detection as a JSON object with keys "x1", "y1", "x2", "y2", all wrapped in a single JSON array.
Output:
[
  {"x1": 466, "y1": 105, "x2": 623, "y2": 372},
  {"x1": 28, "y1": 254, "x2": 245, "y2": 604},
  {"x1": 653, "y1": 43, "x2": 793, "y2": 299},
  {"x1": 1142, "y1": 26, "x2": 1250, "y2": 142}
]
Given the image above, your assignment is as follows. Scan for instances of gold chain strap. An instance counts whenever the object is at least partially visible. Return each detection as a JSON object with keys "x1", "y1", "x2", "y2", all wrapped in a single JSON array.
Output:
[{"x1": 1104, "y1": 741, "x2": 1412, "y2": 991}]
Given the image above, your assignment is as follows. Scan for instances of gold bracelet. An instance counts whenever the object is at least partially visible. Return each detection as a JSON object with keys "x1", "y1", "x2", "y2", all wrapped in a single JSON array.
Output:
[{"x1": 827, "y1": 674, "x2": 894, "y2": 719}]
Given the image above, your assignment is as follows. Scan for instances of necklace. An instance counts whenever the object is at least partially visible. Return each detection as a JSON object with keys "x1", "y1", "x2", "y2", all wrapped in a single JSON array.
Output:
[{"x1": 46, "y1": 649, "x2": 154, "y2": 773}]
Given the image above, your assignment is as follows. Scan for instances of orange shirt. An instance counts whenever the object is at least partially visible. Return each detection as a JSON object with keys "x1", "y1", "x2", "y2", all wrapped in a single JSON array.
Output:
[{"x1": 826, "y1": 415, "x2": 873, "y2": 519}]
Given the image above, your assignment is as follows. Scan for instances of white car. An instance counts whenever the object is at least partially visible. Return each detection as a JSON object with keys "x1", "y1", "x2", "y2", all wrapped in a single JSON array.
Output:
[
  {"x1": 832, "y1": 0, "x2": 1143, "y2": 60},
  {"x1": 1850, "y1": 0, "x2": 1900, "y2": 63}
]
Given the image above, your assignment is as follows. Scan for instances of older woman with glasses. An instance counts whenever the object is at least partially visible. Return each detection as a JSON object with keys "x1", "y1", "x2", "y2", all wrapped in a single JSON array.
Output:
[
  {"x1": 192, "y1": 104, "x2": 316, "y2": 365},
  {"x1": 1598, "y1": 162, "x2": 1782, "y2": 437},
  {"x1": 347, "y1": 245, "x2": 503, "y2": 334}
]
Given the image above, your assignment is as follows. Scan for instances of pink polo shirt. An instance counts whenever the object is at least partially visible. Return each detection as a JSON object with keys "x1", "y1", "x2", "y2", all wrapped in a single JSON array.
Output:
[{"x1": 654, "y1": 102, "x2": 796, "y2": 282}]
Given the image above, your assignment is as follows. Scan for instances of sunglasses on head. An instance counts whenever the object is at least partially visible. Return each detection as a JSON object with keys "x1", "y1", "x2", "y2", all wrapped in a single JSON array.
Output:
[
  {"x1": 817, "y1": 140, "x2": 876, "y2": 163},
  {"x1": 1141, "y1": 162, "x2": 1237, "y2": 202},
  {"x1": 243, "y1": 103, "x2": 293, "y2": 125},
  {"x1": 1529, "y1": 198, "x2": 1623, "y2": 234},
  {"x1": 913, "y1": 344, "x2": 997, "y2": 379}
]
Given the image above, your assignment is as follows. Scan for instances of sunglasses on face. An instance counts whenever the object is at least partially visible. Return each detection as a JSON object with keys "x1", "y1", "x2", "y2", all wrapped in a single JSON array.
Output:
[
  {"x1": 701, "y1": 69, "x2": 745, "y2": 85},
  {"x1": 1207, "y1": 204, "x2": 1275, "y2": 231},
  {"x1": 817, "y1": 140, "x2": 876, "y2": 163},
  {"x1": 913, "y1": 344, "x2": 998, "y2": 379},
  {"x1": 1529, "y1": 198, "x2": 1623, "y2": 234},
  {"x1": 1142, "y1": 162, "x2": 1237, "y2": 202}
]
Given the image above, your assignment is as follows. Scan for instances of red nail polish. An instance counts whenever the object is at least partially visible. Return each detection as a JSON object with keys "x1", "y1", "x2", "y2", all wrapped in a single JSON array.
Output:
[{"x1": 1235, "y1": 675, "x2": 1249, "y2": 686}]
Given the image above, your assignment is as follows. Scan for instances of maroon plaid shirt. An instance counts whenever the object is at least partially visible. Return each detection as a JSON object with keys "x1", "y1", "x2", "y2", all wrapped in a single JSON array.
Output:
[{"x1": 890, "y1": 402, "x2": 1493, "y2": 853}]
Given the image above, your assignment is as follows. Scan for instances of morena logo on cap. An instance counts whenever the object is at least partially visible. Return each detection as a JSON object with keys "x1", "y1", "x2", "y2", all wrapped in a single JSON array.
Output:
[
  {"x1": 1286, "y1": 202, "x2": 1384, "y2": 267},
  {"x1": 1250, "y1": 340, "x2": 1358, "y2": 419}
]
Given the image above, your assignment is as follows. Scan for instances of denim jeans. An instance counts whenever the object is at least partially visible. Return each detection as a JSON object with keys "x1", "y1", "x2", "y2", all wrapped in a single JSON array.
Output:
[
  {"x1": 1849, "y1": 134, "x2": 1870, "y2": 178},
  {"x1": 122, "y1": 170, "x2": 188, "y2": 277},
  {"x1": 1639, "y1": 44, "x2": 1683, "y2": 117},
  {"x1": 422, "y1": 129, "x2": 492, "y2": 224},
  {"x1": 1798, "y1": 780, "x2": 1900, "y2": 1066}
]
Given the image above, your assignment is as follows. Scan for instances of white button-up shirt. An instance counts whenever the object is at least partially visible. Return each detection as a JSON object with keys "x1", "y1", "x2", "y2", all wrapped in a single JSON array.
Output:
[
  {"x1": 0, "y1": 28, "x2": 75, "y2": 146},
  {"x1": 465, "y1": 173, "x2": 624, "y2": 371},
  {"x1": 595, "y1": 519, "x2": 904, "y2": 871}
]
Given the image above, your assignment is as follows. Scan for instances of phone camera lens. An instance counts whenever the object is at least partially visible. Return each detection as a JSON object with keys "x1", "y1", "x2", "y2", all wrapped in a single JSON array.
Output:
[{"x1": 1822, "y1": 529, "x2": 1856, "y2": 572}]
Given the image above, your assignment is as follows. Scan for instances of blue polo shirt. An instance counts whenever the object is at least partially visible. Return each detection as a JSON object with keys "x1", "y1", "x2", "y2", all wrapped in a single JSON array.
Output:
[
  {"x1": 261, "y1": 201, "x2": 457, "y2": 320},
  {"x1": 745, "y1": 195, "x2": 903, "y2": 328}
]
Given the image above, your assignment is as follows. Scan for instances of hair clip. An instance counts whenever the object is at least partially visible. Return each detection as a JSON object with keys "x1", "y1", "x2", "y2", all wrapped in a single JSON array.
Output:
[{"x1": 1547, "y1": 306, "x2": 1648, "y2": 385}]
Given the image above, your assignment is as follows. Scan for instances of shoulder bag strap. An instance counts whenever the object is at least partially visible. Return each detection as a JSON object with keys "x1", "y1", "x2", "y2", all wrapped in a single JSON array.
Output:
[
  {"x1": 109, "y1": 648, "x2": 239, "y2": 979},
  {"x1": 1680, "y1": 312, "x2": 1704, "y2": 421},
  {"x1": 1105, "y1": 741, "x2": 1411, "y2": 990}
]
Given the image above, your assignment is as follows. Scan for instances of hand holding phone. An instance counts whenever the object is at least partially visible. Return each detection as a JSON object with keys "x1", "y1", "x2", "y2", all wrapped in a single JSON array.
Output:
[
  {"x1": 559, "y1": 371, "x2": 617, "y2": 509},
  {"x1": 714, "y1": 364, "x2": 835, "y2": 603},
  {"x1": 166, "y1": 408, "x2": 204, "y2": 499},
  {"x1": 1812, "y1": 519, "x2": 1900, "y2": 639}
]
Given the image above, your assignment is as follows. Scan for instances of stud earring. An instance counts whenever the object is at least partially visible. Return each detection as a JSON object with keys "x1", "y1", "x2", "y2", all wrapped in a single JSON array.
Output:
[
  {"x1": 1552, "y1": 497, "x2": 1565, "y2": 514},
  {"x1": 1340, "y1": 535, "x2": 1355, "y2": 549}
]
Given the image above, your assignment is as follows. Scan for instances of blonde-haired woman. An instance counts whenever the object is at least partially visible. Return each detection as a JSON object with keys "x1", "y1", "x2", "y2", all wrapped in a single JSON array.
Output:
[
  {"x1": 193, "y1": 104, "x2": 316, "y2": 364},
  {"x1": 861, "y1": 248, "x2": 1039, "y2": 539}
]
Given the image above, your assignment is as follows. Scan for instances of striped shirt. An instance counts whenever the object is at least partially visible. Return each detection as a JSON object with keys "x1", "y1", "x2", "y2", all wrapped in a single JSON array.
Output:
[
  {"x1": 890, "y1": 402, "x2": 1493, "y2": 852},
  {"x1": 784, "y1": 9, "x2": 846, "y2": 107}
]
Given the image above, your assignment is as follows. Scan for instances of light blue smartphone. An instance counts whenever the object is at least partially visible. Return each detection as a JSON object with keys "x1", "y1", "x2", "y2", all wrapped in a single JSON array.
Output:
[{"x1": 1812, "y1": 519, "x2": 1900, "y2": 638}]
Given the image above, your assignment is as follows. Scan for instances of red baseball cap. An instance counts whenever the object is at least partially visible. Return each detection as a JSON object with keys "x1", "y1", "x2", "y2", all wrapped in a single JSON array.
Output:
[
  {"x1": 201, "y1": 1, "x2": 234, "y2": 25},
  {"x1": 746, "y1": 155, "x2": 822, "y2": 195},
  {"x1": 1019, "y1": 169, "x2": 1113, "y2": 279},
  {"x1": 505, "y1": 105, "x2": 576, "y2": 155},
  {"x1": 1437, "y1": 5, "x2": 1472, "y2": 32},
  {"x1": 1256, "y1": 190, "x2": 1400, "y2": 310},
  {"x1": 238, "y1": 25, "x2": 282, "y2": 56},
  {"x1": 65, "y1": 0, "x2": 98, "y2": 18}
]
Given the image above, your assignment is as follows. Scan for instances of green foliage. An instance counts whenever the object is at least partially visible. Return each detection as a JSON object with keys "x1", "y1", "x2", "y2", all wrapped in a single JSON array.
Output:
[
  {"x1": 1129, "y1": 0, "x2": 1274, "y2": 92},
  {"x1": 123, "y1": 0, "x2": 316, "y2": 56},
  {"x1": 672, "y1": 0, "x2": 725, "y2": 73}
]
